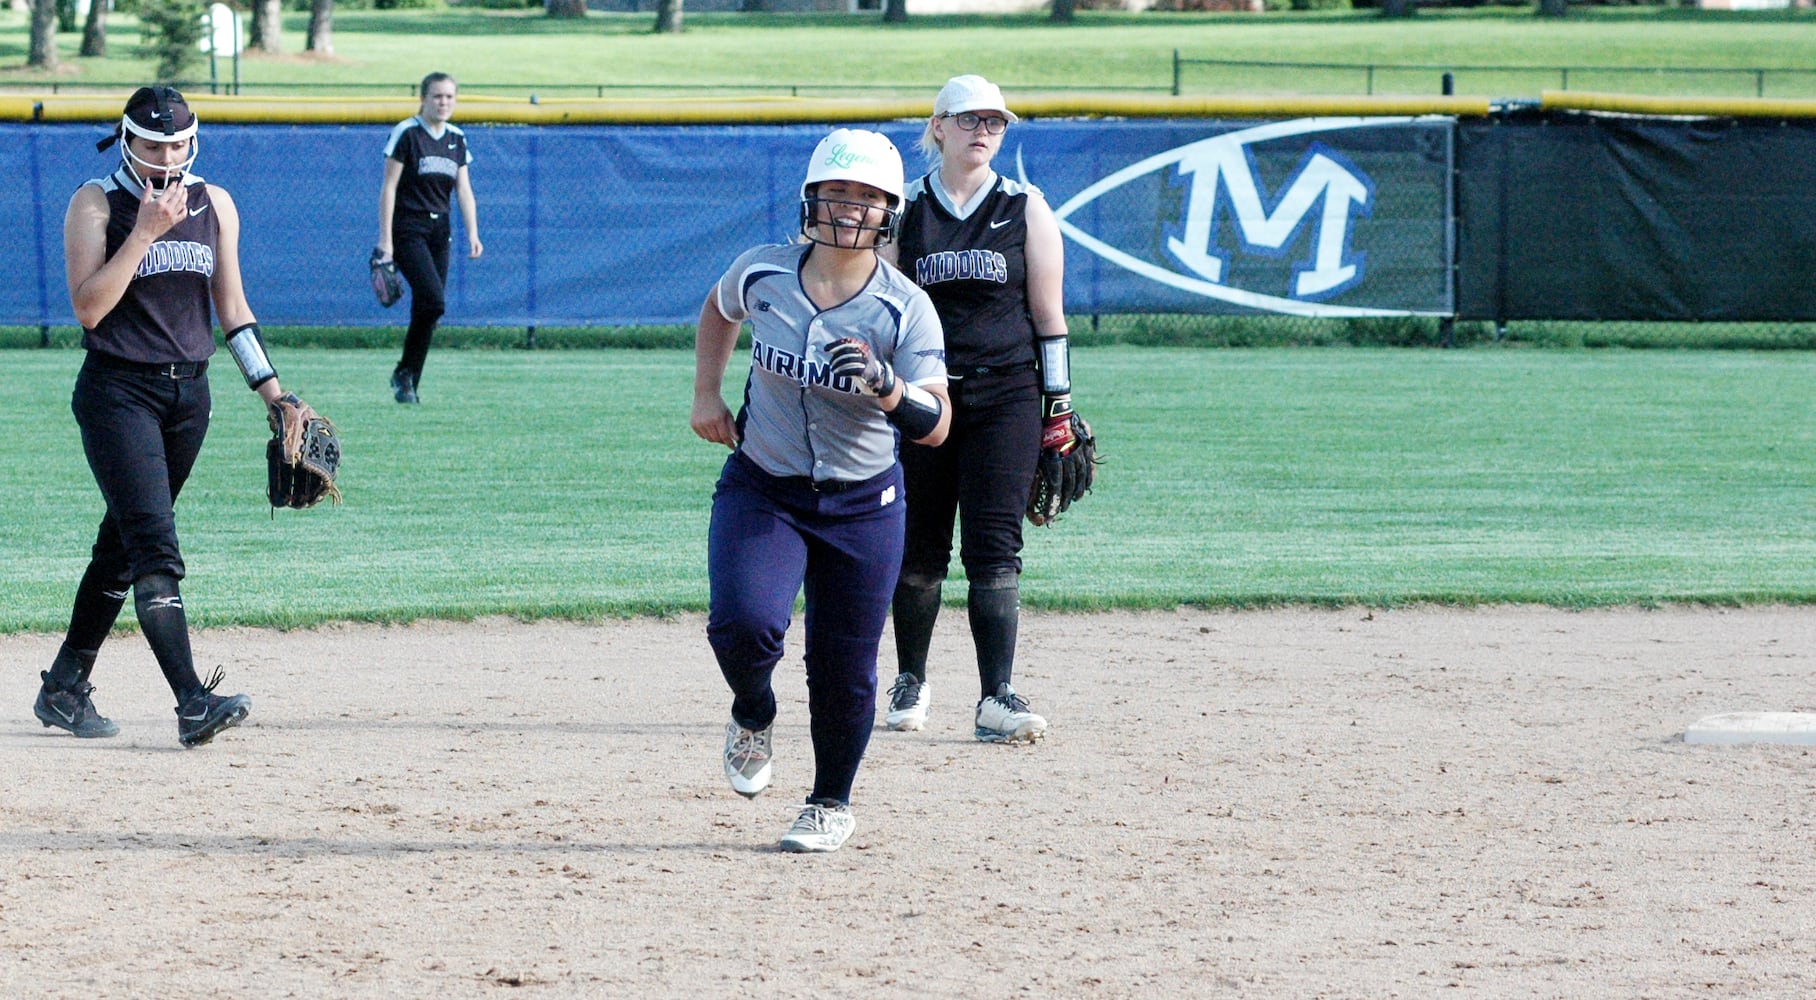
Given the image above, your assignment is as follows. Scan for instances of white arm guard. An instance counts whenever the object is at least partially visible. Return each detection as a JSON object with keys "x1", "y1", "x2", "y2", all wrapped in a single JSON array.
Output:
[
  {"x1": 226, "y1": 323, "x2": 277, "y2": 390},
  {"x1": 1038, "y1": 336, "x2": 1071, "y2": 396}
]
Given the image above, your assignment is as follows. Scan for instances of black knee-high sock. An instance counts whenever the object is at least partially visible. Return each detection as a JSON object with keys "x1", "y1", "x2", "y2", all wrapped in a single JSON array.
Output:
[
  {"x1": 134, "y1": 574, "x2": 203, "y2": 703},
  {"x1": 891, "y1": 579, "x2": 942, "y2": 682},
  {"x1": 51, "y1": 563, "x2": 132, "y2": 686},
  {"x1": 969, "y1": 583, "x2": 1020, "y2": 698}
]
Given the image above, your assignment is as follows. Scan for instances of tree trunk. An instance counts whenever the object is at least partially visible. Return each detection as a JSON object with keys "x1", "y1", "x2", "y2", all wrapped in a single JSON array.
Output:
[
  {"x1": 79, "y1": 0, "x2": 105, "y2": 57},
  {"x1": 654, "y1": 0, "x2": 681, "y2": 33},
  {"x1": 306, "y1": 0, "x2": 333, "y2": 54},
  {"x1": 882, "y1": 0, "x2": 906, "y2": 23},
  {"x1": 1536, "y1": 0, "x2": 1566, "y2": 16},
  {"x1": 249, "y1": 0, "x2": 282, "y2": 53},
  {"x1": 29, "y1": 0, "x2": 57, "y2": 69},
  {"x1": 1380, "y1": 0, "x2": 1413, "y2": 17},
  {"x1": 1049, "y1": 0, "x2": 1073, "y2": 22},
  {"x1": 547, "y1": 0, "x2": 586, "y2": 17}
]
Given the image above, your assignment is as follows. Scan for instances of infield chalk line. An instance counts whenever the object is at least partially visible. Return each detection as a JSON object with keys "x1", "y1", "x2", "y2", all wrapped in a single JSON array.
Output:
[{"x1": 1684, "y1": 712, "x2": 1816, "y2": 746}]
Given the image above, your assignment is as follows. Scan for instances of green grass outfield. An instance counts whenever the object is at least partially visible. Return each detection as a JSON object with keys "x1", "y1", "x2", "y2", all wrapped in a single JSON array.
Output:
[
  {"x1": 4, "y1": 345, "x2": 1813, "y2": 633},
  {"x1": 5, "y1": 7, "x2": 1816, "y2": 99}
]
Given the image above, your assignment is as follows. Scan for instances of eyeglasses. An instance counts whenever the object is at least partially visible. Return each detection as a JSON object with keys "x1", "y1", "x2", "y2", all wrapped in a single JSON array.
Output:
[{"x1": 943, "y1": 112, "x2": 1009, "y2": 135}]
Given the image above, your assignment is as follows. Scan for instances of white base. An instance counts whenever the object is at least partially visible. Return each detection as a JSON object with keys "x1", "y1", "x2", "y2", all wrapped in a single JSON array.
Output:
[{"x1": 1684, "y1": 712, "x2": 1816, "y2": 746}]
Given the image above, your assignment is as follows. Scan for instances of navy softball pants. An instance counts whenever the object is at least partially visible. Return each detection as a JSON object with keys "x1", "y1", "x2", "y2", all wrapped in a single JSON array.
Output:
[{"x1": 706, "y1": 452, "x2": 905, "y2": 806}]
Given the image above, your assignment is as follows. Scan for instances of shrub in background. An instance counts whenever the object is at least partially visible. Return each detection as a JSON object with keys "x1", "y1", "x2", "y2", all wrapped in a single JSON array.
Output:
[{"x1": 139, "y1": 0, "x2": 207, "y2": 82}]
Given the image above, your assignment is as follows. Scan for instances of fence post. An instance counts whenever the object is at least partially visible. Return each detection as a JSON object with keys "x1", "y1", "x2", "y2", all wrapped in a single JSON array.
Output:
[
  {"x1": 1366, "y1": 65, "x2": 1375, "y2": 96},
  {"x1": 526, "y1": 325, "x2": 537, "y2": 349},
  {"x1": 40, "y1": 324, "x2": 50, "y2": 348},
  {"x1": 1757, "y1": 69, "x2": 1765, "y2": 98},
  {"x1": 1172, "y1": 49, "x2": 1181, "y2": 97},
  {"x1": 1440, "y1": 72, "x2": 1456, "y2": 349}
]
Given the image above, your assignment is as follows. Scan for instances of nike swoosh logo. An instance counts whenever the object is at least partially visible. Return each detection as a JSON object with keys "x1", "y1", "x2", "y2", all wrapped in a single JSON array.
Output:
[
  {"x1": 181, "y1": 708, "x2": 210, "y2": 721},
  {"x1": 53, "y1": 704, "x2": 77, "y2": 724},
  {"x1": 189, "y1": 203, "x2": 209, "y2": 218},
  {"x1": 989, "y1": 219, "x2": 1011, "y2": 229}
]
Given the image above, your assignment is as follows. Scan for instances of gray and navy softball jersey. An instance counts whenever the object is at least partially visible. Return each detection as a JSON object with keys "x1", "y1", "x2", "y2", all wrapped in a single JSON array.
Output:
[
  {"x1": 384, "y1": 117, "x2": 471, "y2": 216},
  {"x1": 83, "y1": 169, "x2": 219, "y2": 364},
  {"x1": 713, "y1": 243, "x2": 948, "y2": 484},
  {"x1": 895, "y1": 168, "x2": 1039, "y2": 372}
]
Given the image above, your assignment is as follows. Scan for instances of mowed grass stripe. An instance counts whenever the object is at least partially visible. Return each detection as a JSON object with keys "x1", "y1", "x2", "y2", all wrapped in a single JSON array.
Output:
[{"x1": 4, "y1": 347, "x2": 1813, "y2": 632}]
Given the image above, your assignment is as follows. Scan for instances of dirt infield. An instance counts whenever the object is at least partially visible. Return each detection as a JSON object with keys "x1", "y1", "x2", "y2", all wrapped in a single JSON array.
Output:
[{"x1": 2, "y1": 607, "x2": 1812, "y2": 997}]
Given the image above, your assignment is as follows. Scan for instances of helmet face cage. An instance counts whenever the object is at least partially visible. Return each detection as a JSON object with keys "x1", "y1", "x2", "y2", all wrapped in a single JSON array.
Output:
[
  {"x1": 799, "y1": 187, "x2": 901, "y2": 250},
  {"x1": 120, "y1": 87, "x2": 199, "y2": 190}
]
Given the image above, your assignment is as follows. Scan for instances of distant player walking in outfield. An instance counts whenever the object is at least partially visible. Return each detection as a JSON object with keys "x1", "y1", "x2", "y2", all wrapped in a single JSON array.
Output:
[
  {"x1": 691, "y1": 128, "x2": 950, "y2": 853},
  {"x1": 376, "y1": 71, "x2": 483, "y2": 404},
  {"x1": 882, "y1": 75, "x2": 1078, "y2": 744},
  {"x1": 39, "y1": 86, "x2": 314, "y2": 747}
]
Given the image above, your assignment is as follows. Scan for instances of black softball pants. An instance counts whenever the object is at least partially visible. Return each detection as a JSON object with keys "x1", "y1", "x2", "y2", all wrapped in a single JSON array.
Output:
[
  {"x1": 392, "y1": 210, "x2": 451, "y2": 381},
  {"x1": 895, "y1": 368, "x2": 1041, "y2": 695},
  {"x1": 60, "y1": 356, "x2": 211, "y2": 699}
]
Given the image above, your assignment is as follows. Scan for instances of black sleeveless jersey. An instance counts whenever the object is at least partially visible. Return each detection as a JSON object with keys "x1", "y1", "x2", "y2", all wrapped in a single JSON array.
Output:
[
  {"x1": 895, "y1": 169, "x2": 1039, "y2": 371},
  {"x1": 84, "y1": 169, "x2": 220, "y2": 364},
  {"x1": 385, "y1": 117, "x2": 471, "y2": 216}
]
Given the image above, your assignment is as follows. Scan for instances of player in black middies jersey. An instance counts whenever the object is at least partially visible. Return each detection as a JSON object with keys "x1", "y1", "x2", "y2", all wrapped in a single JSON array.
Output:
[
  {"x1": 376, "y1": 71, "x2": 483, "y2": 404},
  {"x1": 882, "y1": 75, "x2": 1077, "y2": 745},
  {"x1": 39, "y1": 86, "x2": 310, "y2": 747}
]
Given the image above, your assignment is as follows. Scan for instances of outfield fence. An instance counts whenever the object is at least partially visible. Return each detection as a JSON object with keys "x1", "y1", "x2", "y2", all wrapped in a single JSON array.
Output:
[{"x1": 4, "y1": 92, "x2": 1815, "y2": 350}]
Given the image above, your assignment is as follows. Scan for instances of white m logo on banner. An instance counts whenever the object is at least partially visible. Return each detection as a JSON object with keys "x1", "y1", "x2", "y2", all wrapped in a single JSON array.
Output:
[
  {"x1": 1046, "y1": 117, "x2": 1431, "y2": 318},
  {"x1": 1166, "y1": 141, "x2": 1370, "y2": 298}
]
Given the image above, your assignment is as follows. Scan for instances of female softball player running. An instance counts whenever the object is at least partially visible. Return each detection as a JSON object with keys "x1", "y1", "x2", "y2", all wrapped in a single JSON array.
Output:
[
  {"x1": 376, "y1": 71, "x2": 483, "y2": 404},
  {"x1": 37, "y1": 85, "x2": 308, "y2": 747},
  {"x1": 691, "y1": 128, "x2": 950, "y2": 853},
  {"x1": 882, "y1": 75, "x2": 1076, "y2": 744}
]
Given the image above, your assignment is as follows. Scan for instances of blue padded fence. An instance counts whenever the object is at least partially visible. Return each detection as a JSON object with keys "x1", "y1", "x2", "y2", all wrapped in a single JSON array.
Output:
[{"x1": 4, "y1": 119, "x2": 1453, "y2": 327}]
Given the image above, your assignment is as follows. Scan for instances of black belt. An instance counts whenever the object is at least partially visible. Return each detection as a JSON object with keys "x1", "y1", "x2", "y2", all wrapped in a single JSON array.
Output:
[
  {"x1": 777, "y1": 475, "x2": 866, "y2": 494},
  {"x1": 88, "y1": 353, "x2": 208, "y2": 379},
  {"x1": 735, "y1": 451, "x2": 882, "y2": 494},
  {"x1": 949, "y1": 360, "x2": 1035, "y2": 378}
]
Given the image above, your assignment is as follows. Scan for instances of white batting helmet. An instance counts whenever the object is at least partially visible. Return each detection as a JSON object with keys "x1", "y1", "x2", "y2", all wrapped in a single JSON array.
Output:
[{"x1": 799, "y1": 128, "x2": 905, "y2": 248}]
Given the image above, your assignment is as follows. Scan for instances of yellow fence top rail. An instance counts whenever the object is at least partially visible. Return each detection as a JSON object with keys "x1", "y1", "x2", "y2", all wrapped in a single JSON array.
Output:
[
  {"x1": 1542, "y1": 90, "x2": 1816, "y2": 119},
  {"x1": 8, "y1": 93, "x2": 1498, "y2": 126},
  {"x1": 18, "y1": 92, "x2": 1816, "y2": 124}
]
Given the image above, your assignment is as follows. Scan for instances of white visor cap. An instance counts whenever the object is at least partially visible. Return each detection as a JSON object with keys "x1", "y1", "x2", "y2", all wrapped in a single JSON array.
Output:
[{"x1": 933, "y1": 74, "x2": 1019, "y2": 123}]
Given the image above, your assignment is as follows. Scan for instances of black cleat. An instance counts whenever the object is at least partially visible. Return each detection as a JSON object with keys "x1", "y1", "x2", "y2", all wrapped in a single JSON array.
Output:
[
  {"x1": 33, "y1": 672, "x2": 121, "y2": 738},
  {"x1": 176, "y1": 668, "x2": 251, "y2": 748},
  {"x1": 390, "y1": 368, "x2": 419, "y2": 404}
]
